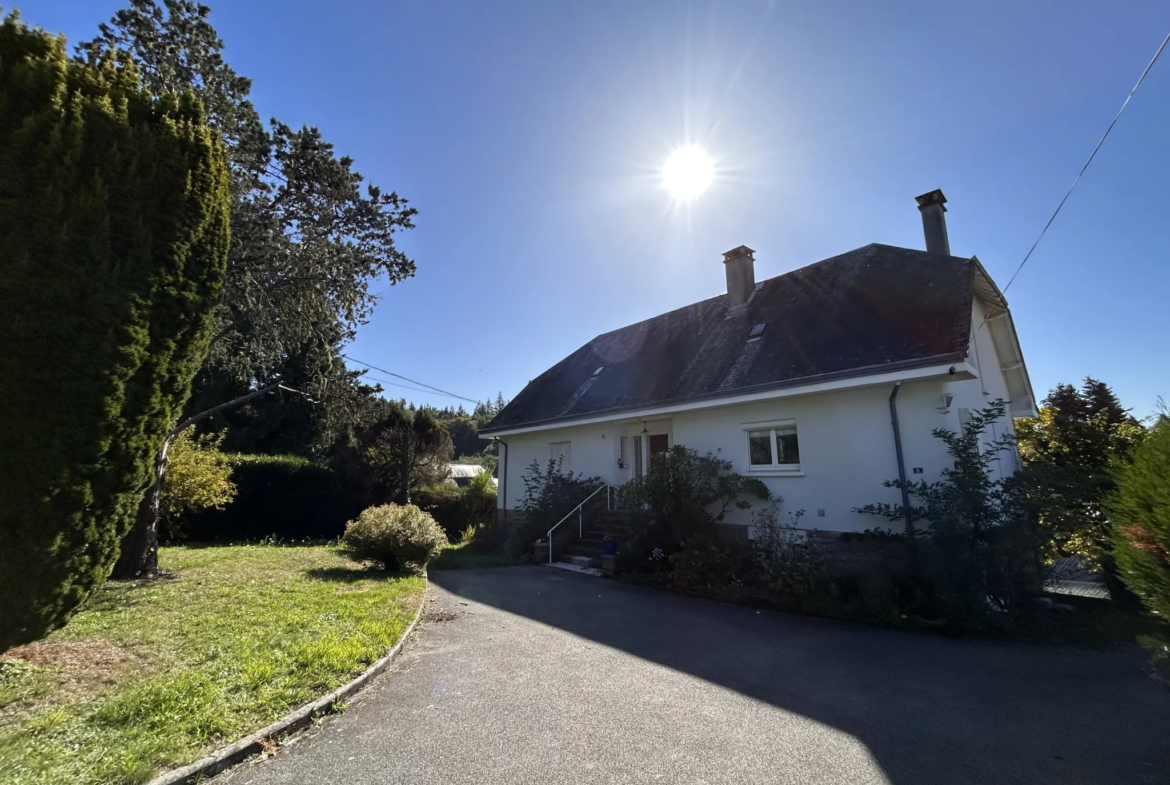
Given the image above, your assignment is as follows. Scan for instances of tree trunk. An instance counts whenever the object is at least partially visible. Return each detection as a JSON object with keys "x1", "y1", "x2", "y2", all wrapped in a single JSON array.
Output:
[
  {"x1": 110, "y1": 382, "x2": 296, "y2": 580},
  {"x1": 111, "y1": 438, "x2": 173, "y2": 579}
]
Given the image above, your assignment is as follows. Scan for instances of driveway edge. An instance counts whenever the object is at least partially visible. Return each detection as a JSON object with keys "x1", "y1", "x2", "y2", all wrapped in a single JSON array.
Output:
[{"x1": 146, "y1": 583, "x2": 427, "y2": 785}]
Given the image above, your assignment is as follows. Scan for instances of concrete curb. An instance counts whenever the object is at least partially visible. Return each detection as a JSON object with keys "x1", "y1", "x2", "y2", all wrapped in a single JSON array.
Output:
[{"x1": 146, "y1": 585, "x2": 427, "y2": 785}]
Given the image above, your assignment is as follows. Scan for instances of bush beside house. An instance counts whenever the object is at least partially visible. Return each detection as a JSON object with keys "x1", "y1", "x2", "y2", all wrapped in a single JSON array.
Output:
[{"x1": 611, "y1": 405, "x2": 1048, "y2": 634}]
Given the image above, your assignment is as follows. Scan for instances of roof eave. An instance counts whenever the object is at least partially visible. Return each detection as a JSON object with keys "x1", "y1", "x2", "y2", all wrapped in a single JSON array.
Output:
[
  {"x1": 970, "y1": 256, "x2": 1039, "y2": 419},
  {"x1": 481, "y1": 353, "x2": 970, "y2": 436}
]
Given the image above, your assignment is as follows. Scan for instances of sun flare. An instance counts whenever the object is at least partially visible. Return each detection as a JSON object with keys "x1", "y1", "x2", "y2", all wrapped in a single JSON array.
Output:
[{"x1": 662, "y1": 145, "x2": 714, "y2": 202}]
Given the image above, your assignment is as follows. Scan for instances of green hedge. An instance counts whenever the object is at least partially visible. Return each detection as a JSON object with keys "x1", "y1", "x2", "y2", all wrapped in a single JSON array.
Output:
[
  {"x1": 0, "y1": 18, "x2": 229, "y2": 649},
  {"x1": 181, "y1": 454, "x2": 360, "y2": 542}
]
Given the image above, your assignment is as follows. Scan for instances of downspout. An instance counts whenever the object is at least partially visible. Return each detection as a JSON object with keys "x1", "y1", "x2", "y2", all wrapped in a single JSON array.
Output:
[
  {"x1": 888, "y1": 384, "x2": 915, "y2": 547},
  {"x1": 494, "y1": 437, "x2": 509, "y2": 529}
]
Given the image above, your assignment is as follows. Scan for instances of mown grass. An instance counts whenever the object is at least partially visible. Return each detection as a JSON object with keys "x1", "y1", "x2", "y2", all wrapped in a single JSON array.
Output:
[
  {"x1": 431, "y1": 526, "x2": 527, "y2": 570},
  {"x1": 0, "y1": 544, "x2": 424, "y2": 785}
]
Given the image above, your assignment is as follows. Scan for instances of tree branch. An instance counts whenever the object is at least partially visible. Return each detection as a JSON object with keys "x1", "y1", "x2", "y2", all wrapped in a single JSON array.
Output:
[{"x1": 169, "y1": 383, "x2": 310, "y2": 437}]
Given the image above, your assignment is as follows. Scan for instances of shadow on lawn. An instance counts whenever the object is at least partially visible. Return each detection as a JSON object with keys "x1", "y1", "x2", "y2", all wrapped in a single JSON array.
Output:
[
  {"x1": 431, "y1": 567, "x2": 1170, "y2": 785},
  {"x1": 302, "y1": 566, "x2": 414, "y2": 584}
]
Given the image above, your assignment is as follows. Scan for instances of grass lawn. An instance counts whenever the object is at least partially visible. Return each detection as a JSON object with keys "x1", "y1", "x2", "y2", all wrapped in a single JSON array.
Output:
[
  {"x1": 431, "y1": 526, "x2": 527, "y2": 570},
  {"x1": 0, "y1": 544, "x2": 424, "y2": 785}
]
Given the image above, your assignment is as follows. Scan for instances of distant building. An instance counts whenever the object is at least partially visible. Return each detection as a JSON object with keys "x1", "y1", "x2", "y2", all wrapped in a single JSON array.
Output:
[{"x1": 447, "y1": 463, "x2": 498, "y2": 488}]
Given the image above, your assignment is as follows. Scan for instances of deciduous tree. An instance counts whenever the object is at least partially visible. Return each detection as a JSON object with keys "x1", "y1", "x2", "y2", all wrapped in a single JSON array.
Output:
[{"x1": 1016, "y1": 378, "x2": 1145, "y2": 570}]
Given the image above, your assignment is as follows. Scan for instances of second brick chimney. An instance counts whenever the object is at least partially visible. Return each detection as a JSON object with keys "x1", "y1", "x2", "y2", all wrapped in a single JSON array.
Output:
[{"x1": 723, "y1": 245, "x2": 756, "y2": 308}]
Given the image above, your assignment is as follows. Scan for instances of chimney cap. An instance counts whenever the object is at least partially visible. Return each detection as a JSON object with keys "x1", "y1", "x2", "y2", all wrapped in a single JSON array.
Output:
[
  {"x1": 723, "y1": 245, "x2": 755, "y2": 262},
  {"x1": 915, "y1": 189, "x2": 947, "y2": 211}
]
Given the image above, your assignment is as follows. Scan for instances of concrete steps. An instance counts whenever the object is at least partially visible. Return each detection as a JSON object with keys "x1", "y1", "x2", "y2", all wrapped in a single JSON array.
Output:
[{"x1": 554, "y1": 508, "x2": 642, "y2": 570}]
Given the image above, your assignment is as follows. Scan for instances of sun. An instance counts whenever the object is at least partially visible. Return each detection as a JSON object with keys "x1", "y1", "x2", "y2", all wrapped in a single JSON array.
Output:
[{"x1": 662, "y1": 145, "x2": 715, "y2": 201}]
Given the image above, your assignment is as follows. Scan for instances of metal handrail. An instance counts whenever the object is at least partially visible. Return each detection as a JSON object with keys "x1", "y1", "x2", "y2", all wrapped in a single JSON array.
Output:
[{"x1": 547, "y1": 483, "x2": 610, "y2": 563}]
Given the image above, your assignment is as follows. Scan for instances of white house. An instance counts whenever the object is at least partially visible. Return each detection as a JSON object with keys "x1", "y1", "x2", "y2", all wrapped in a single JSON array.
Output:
[{"x1": 482, "y1": 190, "x2": 1037, "y2": 538}]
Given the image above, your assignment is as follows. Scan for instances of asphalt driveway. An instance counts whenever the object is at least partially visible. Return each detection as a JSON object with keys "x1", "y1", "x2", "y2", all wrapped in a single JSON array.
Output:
[{"x1": 218, "y1": 566, "x2": 1170, "y2": 785}]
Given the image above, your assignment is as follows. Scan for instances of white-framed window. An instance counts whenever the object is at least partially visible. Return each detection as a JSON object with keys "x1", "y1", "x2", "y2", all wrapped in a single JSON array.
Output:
[
  {"x1": 618, "y1": 436, "x2": 629, "y2": 468},
  {"x1": 743, "y1": 419, "x2": 801, "y2": 474},
  {"x1": 550, "y1": 441, "x2": 571, "y2": 472}
]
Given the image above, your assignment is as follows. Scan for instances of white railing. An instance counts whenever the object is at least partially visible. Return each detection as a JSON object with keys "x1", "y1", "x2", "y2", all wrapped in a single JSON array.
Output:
[{"x1": 547, "y1": 483, "x2": 611, "y2": 564}]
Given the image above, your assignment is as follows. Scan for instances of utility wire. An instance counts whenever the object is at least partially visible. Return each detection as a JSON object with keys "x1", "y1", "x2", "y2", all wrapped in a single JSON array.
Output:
[
  {"x1": 995, "y1": 29, "x2": 1170, "y2": 305},
  {"x1": 341, "y1": 353, "x2": 481, "y2": 405},
  {"x1": 363, "y1": 373, "x2": 471, "y2": 402}
]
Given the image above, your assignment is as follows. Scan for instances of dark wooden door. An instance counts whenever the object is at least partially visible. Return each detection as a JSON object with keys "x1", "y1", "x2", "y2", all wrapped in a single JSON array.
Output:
[{"x1": 648, "y1": 434, "x2": 669, "y2": 467}]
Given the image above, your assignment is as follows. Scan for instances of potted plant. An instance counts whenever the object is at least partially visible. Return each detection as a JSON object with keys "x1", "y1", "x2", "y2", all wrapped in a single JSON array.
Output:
[{"x1": 602, "y1": 534, "x2": 618, "y2": 555}]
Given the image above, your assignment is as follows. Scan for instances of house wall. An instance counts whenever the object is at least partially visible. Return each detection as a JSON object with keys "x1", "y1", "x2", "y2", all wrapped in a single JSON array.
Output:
[
  {"x1": 497, "y1": 300, "x2": 1024, "y2": 534},
  {"x1": 941, "y1": 297, "x2": 1020, "y2": 480}
]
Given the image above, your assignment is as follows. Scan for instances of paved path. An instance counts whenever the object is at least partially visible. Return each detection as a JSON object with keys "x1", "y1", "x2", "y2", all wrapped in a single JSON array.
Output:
[{"x1": 218, "y1": 567, "x2": 1170, "y2": 785}]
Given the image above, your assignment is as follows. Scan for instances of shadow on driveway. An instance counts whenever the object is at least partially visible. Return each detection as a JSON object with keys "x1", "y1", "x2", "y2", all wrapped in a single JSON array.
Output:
[{"x1": 432, "y1": 566, "x2": 1169, "y2": 785}]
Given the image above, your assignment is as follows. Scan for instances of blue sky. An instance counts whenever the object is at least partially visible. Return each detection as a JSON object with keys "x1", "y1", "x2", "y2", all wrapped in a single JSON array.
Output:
[{"x1": 23, "y1": 1, "x2": 1170, "y2": 417}]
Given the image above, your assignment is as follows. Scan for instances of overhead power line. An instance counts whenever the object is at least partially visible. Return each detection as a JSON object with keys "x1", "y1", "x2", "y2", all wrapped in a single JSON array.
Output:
[
  {"x1": 341, "y1": 353, "x2": 481, "y2": 405},
  {"x1": 363, "y1": 373, "x2": 470, "y2": 401},
  {"x1": 999, "y1": 29, "x2": 1170, "y2": 300}
]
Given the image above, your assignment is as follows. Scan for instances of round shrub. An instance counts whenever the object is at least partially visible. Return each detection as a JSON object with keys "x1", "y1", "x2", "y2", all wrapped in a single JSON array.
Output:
[{"x1": 342, "y1": 504, "x2": 448, "y2": 572}]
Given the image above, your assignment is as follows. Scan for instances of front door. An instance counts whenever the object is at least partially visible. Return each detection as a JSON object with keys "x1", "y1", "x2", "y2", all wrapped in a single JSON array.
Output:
[{"x1": 648, "y1": 434, "x2": 669, "y2": 468}]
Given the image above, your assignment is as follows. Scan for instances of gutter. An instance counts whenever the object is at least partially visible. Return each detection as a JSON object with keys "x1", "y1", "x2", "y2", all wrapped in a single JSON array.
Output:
[
  {"x1": 482, "y1": 355, "x2": 970, "y2": 437},
  {"x1": 888, "y1": 383, "x2": 916, "y2": 545}
]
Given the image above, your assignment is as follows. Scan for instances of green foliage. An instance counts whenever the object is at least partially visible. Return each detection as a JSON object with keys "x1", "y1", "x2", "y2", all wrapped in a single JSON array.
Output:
[
  {"x1": 1017, "y1": 378, "x2": 1146, "y2": 568},
  {"x1": 857, "y1": 400, "x2": 1041, "y2": 623},
  {"x1": 665, "y1": 538, "x2": 751, "y2": 597},
  {"x1": 159, "y1": 428, "x2": 236, "y2": 539},
  {"x1": 421, "y1": 396, "x2": 508, "y2": 470},
  {"x1": 750, "y1": 500, "x2": 829, "y2": 599},
  {"x1": 431, "y1": 525, "x2": 525, "y2": 570},
  {"x1": 623, "y1": 446, "x2": 769, "y2": 539},
  {"x1": 413, "y1": 473, "x2": 497, "y2": 541},
  {"x1": 452, "y1": 451, "x2": 499, "y2": 476},
  {"x1": 342, "y1": 504, "x2": 448, "y2": 572},
  {"x1": 517, "y1": 459, "x2": 604, "y2": 542},
  {"x1": 81, "y1": 1, "x2": 418, "y2": 457},
  {"x1": 180, "y1": 454, "x2": 357, "y2": 542},
  {"x1": 0, "y1": 15, "x2": 229, "y2": 650},
  {"x1": 1111, "y1": 417, "x2": 1170, "y2": 678},
  {"x1": 334, "y1": 405, "x2": 454, "y2": 506}
]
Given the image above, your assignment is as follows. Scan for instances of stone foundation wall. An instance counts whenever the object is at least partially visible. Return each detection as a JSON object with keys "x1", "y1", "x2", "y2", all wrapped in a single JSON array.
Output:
[
  {"x1": 495, "y1": 508, "x2": 529, "y2": 532},
  {"x1": 805, "y1": 530, "x2": 911, "y2": 575}
]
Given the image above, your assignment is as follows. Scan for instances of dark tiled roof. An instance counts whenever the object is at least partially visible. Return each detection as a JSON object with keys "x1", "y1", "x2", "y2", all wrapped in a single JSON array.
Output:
[{"x1": 484, "y1": 244, "x2": 974, "y2": 433}]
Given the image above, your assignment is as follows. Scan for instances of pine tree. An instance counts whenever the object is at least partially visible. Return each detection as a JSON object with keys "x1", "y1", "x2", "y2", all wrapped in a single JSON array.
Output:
[{"x1": 0, "y1": 15, "x2": 229, "y2": 650}]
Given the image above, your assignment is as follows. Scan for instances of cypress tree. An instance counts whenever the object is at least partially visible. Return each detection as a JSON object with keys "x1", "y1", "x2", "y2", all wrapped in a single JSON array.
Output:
[
  {"x1": 0, "y1": 14, "x2": 229, "y2": 650},
  {"x1": 1111, "y1": 419, "x2": 1170, "y2": 621}
]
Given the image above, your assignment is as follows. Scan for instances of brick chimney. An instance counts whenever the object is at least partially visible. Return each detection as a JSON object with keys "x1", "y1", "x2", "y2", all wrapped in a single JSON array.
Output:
[
  {"x1": 915, "y1": 189, "x2": 951, "y2": 256},
  {"x1": 723, "y1": 245, "x2": 756, "y2": 308}
]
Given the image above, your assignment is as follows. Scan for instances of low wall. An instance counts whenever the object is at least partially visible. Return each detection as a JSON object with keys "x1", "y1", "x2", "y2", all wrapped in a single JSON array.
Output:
[{"x1": 806, "y1": 530, "x2": 911, "y2": 575}]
